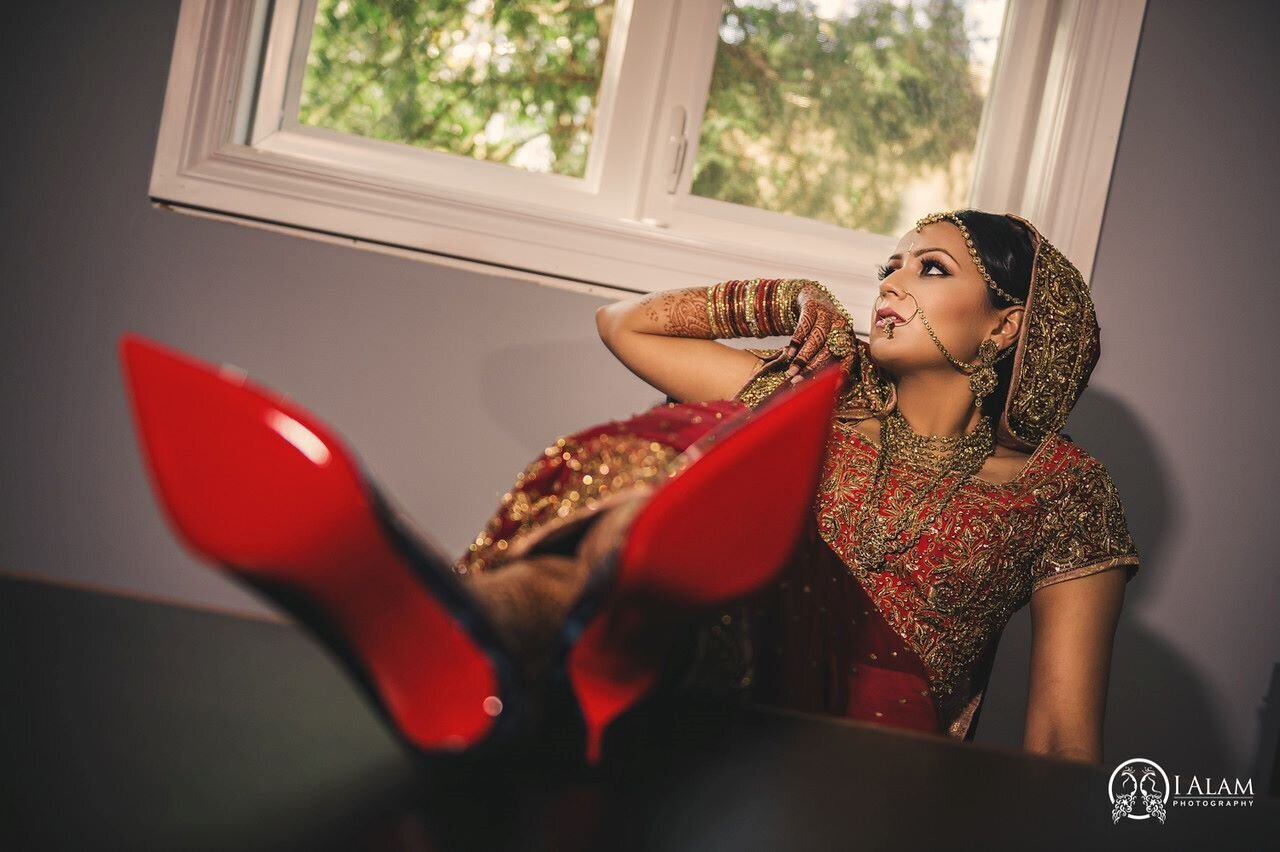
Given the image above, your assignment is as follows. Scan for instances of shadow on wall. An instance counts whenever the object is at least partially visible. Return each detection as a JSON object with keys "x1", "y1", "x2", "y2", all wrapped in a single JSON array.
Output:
[{"x1": 973, "y1": 387, "x2": 1243, "y2": 776}]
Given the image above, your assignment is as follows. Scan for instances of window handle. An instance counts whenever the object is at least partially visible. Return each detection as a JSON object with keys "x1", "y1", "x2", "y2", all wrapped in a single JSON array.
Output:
[{"x1": 665, "y1": 106, "x2": 689, "y2": 194}]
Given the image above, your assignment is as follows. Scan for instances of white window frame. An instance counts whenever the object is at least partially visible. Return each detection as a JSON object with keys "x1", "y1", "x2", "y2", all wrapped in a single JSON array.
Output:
[{"x1": 151, "y1": 0, "x2": 1147, "y2": 327}]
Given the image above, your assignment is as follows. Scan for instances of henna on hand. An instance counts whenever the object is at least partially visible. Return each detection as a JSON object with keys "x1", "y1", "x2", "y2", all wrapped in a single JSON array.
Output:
[{"x1": 642, "y1": 289, "x2": 715, "y2": 338}]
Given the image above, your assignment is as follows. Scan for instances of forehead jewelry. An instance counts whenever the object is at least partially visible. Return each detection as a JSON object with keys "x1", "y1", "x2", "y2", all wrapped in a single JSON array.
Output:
[{"x1": 914, "y1": 211, "x2": 1025, "y2": 306}]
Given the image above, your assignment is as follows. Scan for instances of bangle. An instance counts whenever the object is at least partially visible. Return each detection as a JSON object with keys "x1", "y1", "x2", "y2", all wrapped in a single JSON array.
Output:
[
  {"x1": 743, "y1": 279, "x2": 761, "y2": 337},
  {"x1": 705, "y1": 283, "x2": 723, "y2": 338},
  {"x1": 755, "y1": 279, "x2": 775, "y2": 336},
  {"x1": 774, "y1": 279, "x2": 803, "y2": 334},
  {"x1": 720, "y1": 280, "x2": 738, "y2": 338},
  {"x1": 705, "y1": 277, "x2": 853, "y2": 339}
]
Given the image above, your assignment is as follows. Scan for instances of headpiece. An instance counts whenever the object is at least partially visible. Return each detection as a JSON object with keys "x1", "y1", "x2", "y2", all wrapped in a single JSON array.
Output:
[{"x1": 914, "y1": 210, "x2": 1101, "y2": 452}]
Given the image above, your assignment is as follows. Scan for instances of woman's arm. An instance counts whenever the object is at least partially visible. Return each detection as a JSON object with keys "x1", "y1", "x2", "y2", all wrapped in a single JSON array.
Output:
[
  {"x1": 595, "y1": 287, "x2": 764, "y2": 404},
  {"x1": 1023, "y1": 567, "x2": 1127, "y2": 765}
]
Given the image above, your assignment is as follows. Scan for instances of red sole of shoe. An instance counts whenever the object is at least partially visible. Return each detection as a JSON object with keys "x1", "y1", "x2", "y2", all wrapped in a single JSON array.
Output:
[
  {"x1": 119, "y1": 334, "x2": 508, "y2": 753},
  {"x1": 567, "y1": 365, "x2": 844, "y2": 763}
]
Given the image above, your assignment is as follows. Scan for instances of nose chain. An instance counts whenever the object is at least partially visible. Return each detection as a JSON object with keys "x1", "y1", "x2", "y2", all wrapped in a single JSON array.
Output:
[{"x1": 875, "y1": 292, "x2": 919, "y2": 340}]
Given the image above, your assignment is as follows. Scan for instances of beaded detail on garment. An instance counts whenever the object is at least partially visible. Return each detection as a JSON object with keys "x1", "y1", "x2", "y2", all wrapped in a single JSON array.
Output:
[
  {"x1": 455, "y1": 400, "x2": 746, "y2": 575},
  {"x1": 732, "y1": 342, "x2": 1140, "y2": 735},
  {"x1": 1000, "y1": 232, "x2": 1102, "y2": 451},
  {"x1": 738, "y1": 345, "x2": 895, "y2": 418}
]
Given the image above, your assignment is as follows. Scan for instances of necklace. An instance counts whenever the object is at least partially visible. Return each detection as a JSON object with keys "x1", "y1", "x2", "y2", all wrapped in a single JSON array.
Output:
[{"x1": 852, "y1": 409, "x2": 995, "y2": 572}]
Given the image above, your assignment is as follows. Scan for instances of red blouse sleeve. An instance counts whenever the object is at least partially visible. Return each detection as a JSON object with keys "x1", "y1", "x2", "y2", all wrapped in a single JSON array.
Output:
[{"x1": 1031, "y1": 457, "x2": 1140, "y2": 593}]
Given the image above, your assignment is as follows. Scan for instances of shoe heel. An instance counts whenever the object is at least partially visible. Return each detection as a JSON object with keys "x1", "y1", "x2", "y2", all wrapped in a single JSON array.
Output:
[
  {"x1": 119, "y1": 333, "x2": 515, "y2": 754},
  {"x1": 566, "y1": 365, "x2": 843, "y2": 764}
]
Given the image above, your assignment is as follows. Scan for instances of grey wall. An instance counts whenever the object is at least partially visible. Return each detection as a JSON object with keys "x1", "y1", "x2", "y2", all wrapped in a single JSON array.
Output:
[
  {"x1": 972, "y1": 0, "x2": 1280, "y2": 781},
  {"x1": 3, "y1": 0, "x2": 1275, "y2": 781}
]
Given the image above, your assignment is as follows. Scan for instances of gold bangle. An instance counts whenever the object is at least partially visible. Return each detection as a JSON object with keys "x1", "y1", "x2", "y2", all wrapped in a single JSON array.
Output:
[
  {"x1": 775, "y1": 279, "x2": 804, "y2": 333},
  {"x1": 705, "y1": 283, "x2": 724, "y2": 338},
  {"x1": 771, "y1": 279, "x2": 791, "y2": 334},
  {"x1": 743, "y1": 279, "x2": 761, "y2": 337}
]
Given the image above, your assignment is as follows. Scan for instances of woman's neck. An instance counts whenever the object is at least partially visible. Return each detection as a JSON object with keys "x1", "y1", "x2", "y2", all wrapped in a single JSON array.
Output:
[{"x1": 891, "y1": 371, "x2": 985, "y2": 438}]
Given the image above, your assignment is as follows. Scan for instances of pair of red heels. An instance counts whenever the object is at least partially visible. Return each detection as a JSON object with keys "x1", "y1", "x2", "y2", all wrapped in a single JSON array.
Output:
[{"x1": 119, "y1": 334, "x2": 841, "y2": 766}]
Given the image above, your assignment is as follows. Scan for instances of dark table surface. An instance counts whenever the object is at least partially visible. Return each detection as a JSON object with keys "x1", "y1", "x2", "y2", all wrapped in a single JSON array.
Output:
[{"x1": 2, "y1": 573, "x2": 1275, "y2": 851}]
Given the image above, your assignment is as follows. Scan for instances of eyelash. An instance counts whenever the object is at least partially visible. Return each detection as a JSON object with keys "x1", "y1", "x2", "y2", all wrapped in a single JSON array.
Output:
[{"x1": 876, "y1": 258, "x2": 948, "y2": 280}]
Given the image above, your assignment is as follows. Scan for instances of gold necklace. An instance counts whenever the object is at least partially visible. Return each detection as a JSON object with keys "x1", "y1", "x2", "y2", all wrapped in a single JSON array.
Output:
[{"x1": 853, "y1": 409, "x2": 995, "y2": 572}]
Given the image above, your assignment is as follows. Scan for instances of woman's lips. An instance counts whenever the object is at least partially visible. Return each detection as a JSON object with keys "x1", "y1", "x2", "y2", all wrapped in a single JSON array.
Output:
[{"x1": 875, "y1": 305, "x2": 906, "y2": 332}]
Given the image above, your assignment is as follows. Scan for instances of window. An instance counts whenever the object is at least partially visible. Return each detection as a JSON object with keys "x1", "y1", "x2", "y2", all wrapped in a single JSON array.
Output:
[
  {"x1": 295, "y1": 1, "x2": 619, "y2": 179},
  {"x1": 687, "y1": 1, "x2": 1008, "y2": 236},
  {"x1": 152, "y1": 0, "x2": 1147, "y2": 322}
]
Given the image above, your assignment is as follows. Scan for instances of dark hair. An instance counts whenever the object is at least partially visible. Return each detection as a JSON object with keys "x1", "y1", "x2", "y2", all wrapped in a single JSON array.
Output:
[{"x1": 950, "y1": 210, "x2": 1036, "y2": 424}]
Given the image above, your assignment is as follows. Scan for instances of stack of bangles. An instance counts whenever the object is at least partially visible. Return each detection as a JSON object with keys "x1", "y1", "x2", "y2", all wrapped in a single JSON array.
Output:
[
  {"x1": 705, "y1": 278, "x2": 806, "y2": 339},
  {"x1": 704, "y1": 277, "x2": 856, "y2": 357}
]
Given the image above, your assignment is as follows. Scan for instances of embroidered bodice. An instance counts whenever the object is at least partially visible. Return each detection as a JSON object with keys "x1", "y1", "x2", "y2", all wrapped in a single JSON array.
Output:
[{"x1": 734, "y1": 342, "x2": 1141, "y2": 735}]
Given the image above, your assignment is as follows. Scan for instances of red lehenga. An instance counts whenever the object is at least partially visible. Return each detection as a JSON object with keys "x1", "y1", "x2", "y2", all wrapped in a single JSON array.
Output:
[{"x1": 454, "y1": 339, "x2": 1141, "y2": 741}]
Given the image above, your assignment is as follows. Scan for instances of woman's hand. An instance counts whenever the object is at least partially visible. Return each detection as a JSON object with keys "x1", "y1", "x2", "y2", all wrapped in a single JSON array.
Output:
[{"x1": 783, "y1": 283, "x2": 858, "y2": 384}]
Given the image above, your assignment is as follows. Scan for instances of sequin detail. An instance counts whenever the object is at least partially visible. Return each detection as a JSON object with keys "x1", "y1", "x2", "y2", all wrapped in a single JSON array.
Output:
[
  {"x1": 734, "y1": 338, "x2": 893, "y2": 418},
  {"x1": 456, "y1": 399, "x2": 750, "y2": 575},
  {"x1": 812, "y1": 421, "x2": 1139, "y2": 733},
  {"x1": 734, "y1": 340, "x2": 1139, "y2": 737},
  {"x1": 456, "y1": 434, "x2": 684, "y2": 574}
]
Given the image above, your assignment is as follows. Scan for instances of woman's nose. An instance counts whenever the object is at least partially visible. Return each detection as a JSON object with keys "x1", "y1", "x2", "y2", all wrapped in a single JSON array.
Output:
[{"x1": 878, "y1": 273, "x2": 903, "y2": 299}]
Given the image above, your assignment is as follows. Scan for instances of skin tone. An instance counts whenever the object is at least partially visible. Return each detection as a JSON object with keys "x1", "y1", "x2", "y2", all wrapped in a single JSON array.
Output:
[
  {"x1": 789, "y1": 221, "x2": 1031, "y2": 485},
  {"x1": 584, "y1": 231, "x2": 1128, "y2": 764}
]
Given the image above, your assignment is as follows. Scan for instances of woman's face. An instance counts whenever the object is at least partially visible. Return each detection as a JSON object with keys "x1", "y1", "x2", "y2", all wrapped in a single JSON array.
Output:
[{"x1": 867, "y1": 221, "x2": 1019, "y2": 376}]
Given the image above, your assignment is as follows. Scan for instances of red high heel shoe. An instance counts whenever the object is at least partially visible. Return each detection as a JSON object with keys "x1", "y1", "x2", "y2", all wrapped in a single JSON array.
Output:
[
  {"x1": 560, "y1": 364, "x2": 843, "y2": 764},
  {"x1": 118, "y1": 333, "x2": 525, "y2": 758}
]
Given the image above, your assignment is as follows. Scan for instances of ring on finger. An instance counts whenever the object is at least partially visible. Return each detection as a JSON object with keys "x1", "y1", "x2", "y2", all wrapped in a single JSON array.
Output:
[{"x1": 826, "y1": 326, "x2": 853, "y2": 358}]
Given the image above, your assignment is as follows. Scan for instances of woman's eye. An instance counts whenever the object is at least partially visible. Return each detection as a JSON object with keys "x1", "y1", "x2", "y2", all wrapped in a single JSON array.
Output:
[{"x1": 875, "y1": 257, "x2": 947, "y2": 280}]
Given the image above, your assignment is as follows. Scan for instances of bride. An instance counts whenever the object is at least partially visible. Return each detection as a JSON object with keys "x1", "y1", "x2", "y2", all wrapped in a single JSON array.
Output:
[{"x1": 120, "y1": 208, "x2": 1139, "y2": 767}]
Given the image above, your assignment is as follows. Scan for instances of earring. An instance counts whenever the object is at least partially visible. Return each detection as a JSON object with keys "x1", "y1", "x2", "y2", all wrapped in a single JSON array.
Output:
[{"x1": 968, "y1": 339, "x2": 1000, "y2": 408}]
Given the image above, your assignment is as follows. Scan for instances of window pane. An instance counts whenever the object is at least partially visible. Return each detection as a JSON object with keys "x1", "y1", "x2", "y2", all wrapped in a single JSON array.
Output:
[
  {"x1": 298, "y1": 0, "x2": 616, "y2": 178},
  {"x1": 691, "y1": 0, "x2": 1008, "y2": 236}
]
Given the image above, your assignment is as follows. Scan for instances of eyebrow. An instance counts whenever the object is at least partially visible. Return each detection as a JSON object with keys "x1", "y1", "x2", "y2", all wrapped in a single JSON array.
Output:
[{"x1": 887, "y1": 247, "x2": 959, "y2": 264}]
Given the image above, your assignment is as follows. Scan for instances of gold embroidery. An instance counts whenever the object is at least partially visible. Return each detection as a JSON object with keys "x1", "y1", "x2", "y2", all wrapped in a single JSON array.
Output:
[
  {"x1": 733, "y1": 337, "x2": 894, "y2": 419},
  {"x1": 811, "y1": 423, "x2": 1139, "y2": 733},
  {"x1": 457, "y1": 433, "x2": 690, "y2": 575},
  {"x1": 1030, "y1": 460, "x2": 1140, "y2": 592},
  {"x1": 1003, "y1": 234, "x2": 1100, "y2": 451},
  {"x1": 731, "y1": 309, "x2": 1138, "y2": 729},
  {"x1": 911, "y1": 211, "x2": 1102, "y2": 453}
]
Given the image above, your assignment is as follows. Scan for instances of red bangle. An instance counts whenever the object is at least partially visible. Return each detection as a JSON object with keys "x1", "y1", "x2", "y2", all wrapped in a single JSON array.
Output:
[
  {"x1": 759, "y1": 280, "x2": 775, "y2": 336},
  {"x1": 727, "y1": 279, "x2": 746, "y2": 336}
]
